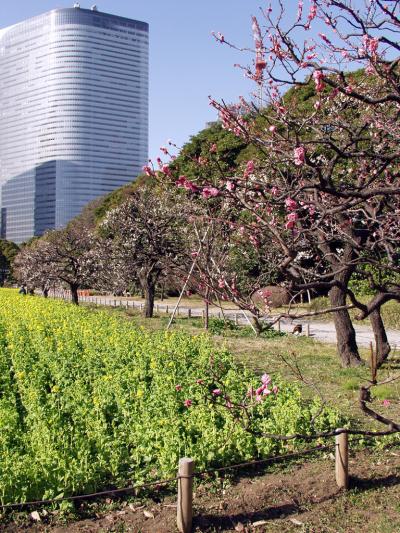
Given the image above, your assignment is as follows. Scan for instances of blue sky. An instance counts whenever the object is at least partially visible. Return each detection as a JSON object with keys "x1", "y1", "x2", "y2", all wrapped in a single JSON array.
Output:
[{"x1": 1, "y1": 1, "x2": 265, "y2": 162}]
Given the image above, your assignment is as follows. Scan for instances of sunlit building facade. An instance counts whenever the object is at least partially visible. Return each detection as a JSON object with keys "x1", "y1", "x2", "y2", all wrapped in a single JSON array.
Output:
[{"x1": 0, "y1": 6, "x2": 149, "y2": 243}]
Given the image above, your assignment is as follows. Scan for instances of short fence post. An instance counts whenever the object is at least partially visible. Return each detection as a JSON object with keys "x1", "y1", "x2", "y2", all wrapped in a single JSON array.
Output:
[
  {"x1": 335, "y1": 429, "x2": 349, "y2": 490},
  {"x1": 177, "y1": 457, "x2": 195, "y2": 533},
  {"x1": 166, "y1": 305, "x2": 169, "y2": 314},
  {"x1": 177, "y1": 307, "x2": 180, "y2": 317},
  {"x1": 234, "y1": 314, "x2": 238, "y2": 326},
  {"x1": 277, "y1": 319, "x2": 281, "y2": 333},
  {"x1": 306, "y1": 324, "x2": 310, "y2": 337},
  {"x1": 188, "y1": 308, "x2": 191, "y2": 318}
]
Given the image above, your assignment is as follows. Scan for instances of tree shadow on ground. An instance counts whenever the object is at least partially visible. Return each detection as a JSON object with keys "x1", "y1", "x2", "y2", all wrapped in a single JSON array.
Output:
[
  {"x1": 193, "y1": 473, "x2": 400, "y2": 530},
  {"x1": 350, "y1": 473, "x2": 400, "y2": 491},
  {"x1": 193, "y1": 502, "x2": 300, "y2": 530}
]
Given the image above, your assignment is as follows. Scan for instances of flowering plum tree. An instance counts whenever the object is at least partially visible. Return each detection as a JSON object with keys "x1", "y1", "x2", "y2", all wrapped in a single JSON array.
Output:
[
  {"x1": 14, "y1": 222, "x2": 98, "y2": 304},
  {"x1": 98, "y1": 187, "x2": 187, "y2": 318},
  {"x1": 160, "y1": 0, "x2": 400, "y2": 367}
]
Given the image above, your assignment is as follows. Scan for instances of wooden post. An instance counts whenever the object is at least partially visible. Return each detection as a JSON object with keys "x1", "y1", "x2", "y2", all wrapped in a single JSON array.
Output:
[
  {"x1": 166, "y1": 305, "x2": 169, "y2": 314},
  {"x1": 156, "y1": 304, "x2": 159, "y2": 313},
  {"x1": 277, "y1": 319, "x2": 281, "y2": 333},
  {"x1": 188, "y1": 308, "x2": 191, "y2": 318},
  {"x1": 335, "y1": 429, "x2": 349, "y2": 489},
  {"x1": 234, "y1": 314, "x2": 238, "y2": 326},
  {"x1": 177, "y1": 458, "x2": 194, "y2": 533},
  {"x1": 306, "y1": 324, "x2": 310, "y2": 337},
  {"x1": 177, "y1": 307, "x2": 180, "y2": 317}
]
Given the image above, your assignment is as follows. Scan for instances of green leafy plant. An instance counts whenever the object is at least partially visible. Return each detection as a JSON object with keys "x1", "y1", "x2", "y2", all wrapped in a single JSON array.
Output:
[{"x1": 0, "y1": 289, "x2": 341, "y2": 505}]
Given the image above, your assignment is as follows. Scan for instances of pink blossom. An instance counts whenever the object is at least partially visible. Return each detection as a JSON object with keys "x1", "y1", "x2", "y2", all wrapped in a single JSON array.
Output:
[
  {"x1": 218, "y1": 278, "x2": 225, "y2": 289},
  {"x1": 273, "y1": 385, "x2": 279, "y2": 394},
  {"x1": 271, "y1": 186, "x2": 279, "y2": 196},
  {"x1": 142, "y1": 165, "x2": 155, "y2": 177},
  {"x1": 202, "y1": 186, "x2": 220, "y2": 199},
  {"x1": 191, "y1": 251, "x2": 198, "y2": 258},
  {"x1": 262, "y1": 388, "x2": 272, "y2": 396},
  {"x1": 175, "y1": 175, "x2": 187, "y2": 187},
  {"x1": 294, "y1": 146, "x2": 306, "y2": 166},
  {"x1": 226, "y1": 400, "x2": 233, "y2": 409},
  {"x1": 285, "y1": 197, "x2": 298, "y2": 211},
  {"x1": 212, "y1": 389, "x2": 222, "y2": 396},
  {"x1": 314, "y1": 100, "x2": 321, "y2": 110},
  {"x1": 307, "y1": 1, "x2": 317, "y2": 23},
  {"x1": 184, "y1": 399, "x2": 192, "y2": 408},
  {"x1": 382, "y1": 399, "x2": 391, "y2": 407},
  {"x1": 256, "y1": 386, "x2": 264, "y2": 396},
  {"x1": 210, "y1": 143, "x2": 218, "y2": 153},
  {"x1": 161, "y1": 164, "x2": 171, "y2": 176},
  {"x1": 175, "y1": 384, "x2": 182, "y2": 391},
  {"x1": 183, "y1": 180, "x2": 199, "y2": 193},
  {"x1": 313, "y1": 70, "x2": 325, "y2": 92},
  {"x1": 318, "y1": 33, "x2": 332, "y2": 45},
  {"x1": 261, "y1": 373, "x2": 271, "y2": 385},
  {"x1": 160, "y1": 146, "x2": 168, "y2": 155},
  {"x1": 226, "y1": 180, "x2": 236, "y2": 192},
  {"x1": 255, "y1": 395, "x2": 263, "y2": 403},
  {"x1": 287, "y1": 212, "x2": 298, "y2": 224},
  {"x1": 297, "y1": 0, "x2": 303, "y2": 21},
  {"x1": 246, "y1": 161, "x2": 254, "y2": 174},
  {"x1": 269, "y1": 125, "x2": 276, "y2": 133}
]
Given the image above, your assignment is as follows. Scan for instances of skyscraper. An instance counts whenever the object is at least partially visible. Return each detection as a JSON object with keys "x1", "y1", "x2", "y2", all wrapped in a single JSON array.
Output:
[{"x1": 0, "y1": 5, "x2": 149, "y2": 243}]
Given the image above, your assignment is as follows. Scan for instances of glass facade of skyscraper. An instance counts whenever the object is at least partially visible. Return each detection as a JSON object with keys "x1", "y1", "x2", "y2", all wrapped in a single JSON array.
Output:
[{"x1": 0, "y1": 7, "x2": 149, "y2": 243}]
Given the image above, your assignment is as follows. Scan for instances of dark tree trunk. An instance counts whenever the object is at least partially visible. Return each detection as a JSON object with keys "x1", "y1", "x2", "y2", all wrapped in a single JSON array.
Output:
[
  {"x1": 204, "y1": 286, "x2": 210, "y2": 330},
  {"x1": 70, "y1": 284, "x2": 79, "y2": 305},
  {"x1": 329, "y1": 283, "x2": 362, "y2": 367},
  {"x1": 370, "y1": 308, "x2": 390, "y2": 367},
  {"x1": 252, "y1": 317, "x2": 264, "y2": 337},
  {"x1": 143, "y1": 282, "x2": 155, "y2": 318},
  {"x1": 139, "y1": 269, "x2": 160, "y2": 318}
]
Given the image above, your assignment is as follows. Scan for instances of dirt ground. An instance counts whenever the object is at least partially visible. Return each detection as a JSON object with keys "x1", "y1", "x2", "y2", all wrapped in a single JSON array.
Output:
[{"x1": 2, "y1": 448, "x2": 400, "y2": 533}]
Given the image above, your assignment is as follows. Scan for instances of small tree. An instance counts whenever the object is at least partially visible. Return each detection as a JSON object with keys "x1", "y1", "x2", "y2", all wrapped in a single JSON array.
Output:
[{"x1": 14, "y1": 222, "x2": 97, "y2": 304}]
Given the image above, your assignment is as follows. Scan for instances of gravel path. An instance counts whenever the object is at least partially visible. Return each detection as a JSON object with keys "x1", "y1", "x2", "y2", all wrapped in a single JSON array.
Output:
[{"x1": 58, "y1": 293, "x2": 400, "y2": 349}]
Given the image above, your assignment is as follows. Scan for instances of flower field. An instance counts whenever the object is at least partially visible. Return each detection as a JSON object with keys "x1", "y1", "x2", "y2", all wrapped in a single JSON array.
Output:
[{"x1": 0, "y1": 289, "x2": 340, "y2": 505}]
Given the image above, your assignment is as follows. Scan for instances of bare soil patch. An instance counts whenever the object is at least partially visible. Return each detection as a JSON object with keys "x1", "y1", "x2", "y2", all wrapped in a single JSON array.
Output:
[{"x1": 2, "y1": 448, "x2": 400, "y2": 532}]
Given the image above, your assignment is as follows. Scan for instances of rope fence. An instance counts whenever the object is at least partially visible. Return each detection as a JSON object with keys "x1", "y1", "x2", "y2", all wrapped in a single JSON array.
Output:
[{"x1": 1, "y1": 429, "x2": 388, "y2": 532}]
